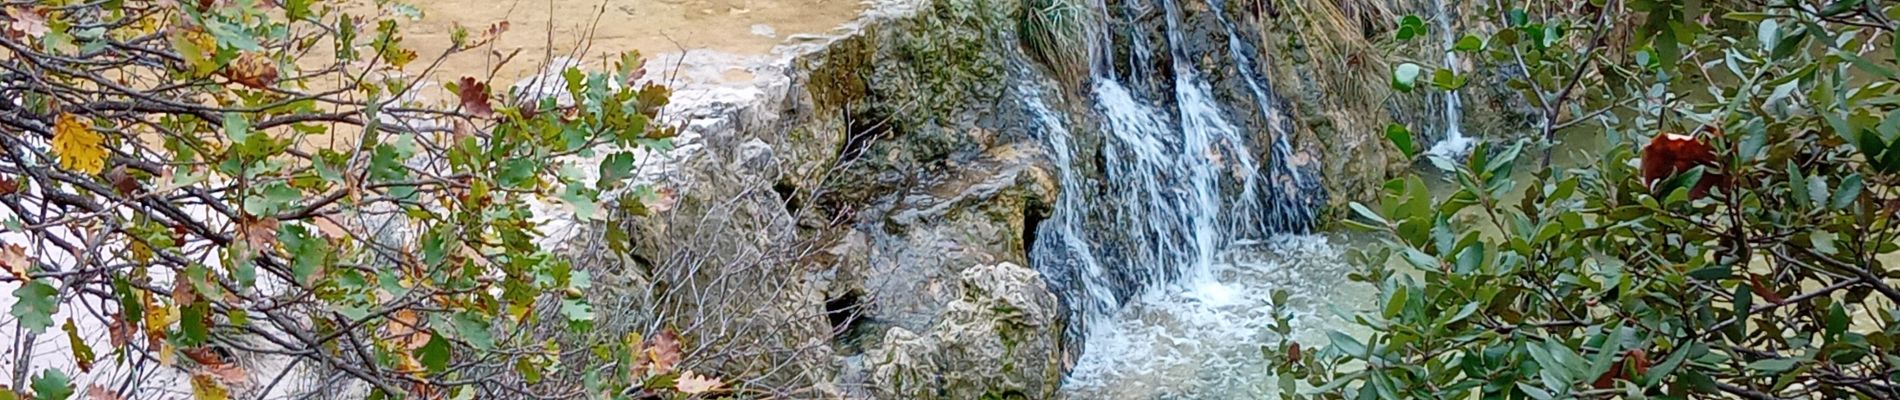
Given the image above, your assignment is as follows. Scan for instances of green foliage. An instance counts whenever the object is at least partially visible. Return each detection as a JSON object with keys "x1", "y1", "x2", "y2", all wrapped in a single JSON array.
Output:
[
  {"x1": 1274, "y1": 1, "x2": 1900, "y2": 398},
  {"x1": 29, "y1": 368, "x2": 71, "y2": 400},
  {"x1": 9, "y1": 280, "x2": 57, "y2": 334},
  {"x1": 0, "y1": 0, "x2": 726, "y2": 397}
]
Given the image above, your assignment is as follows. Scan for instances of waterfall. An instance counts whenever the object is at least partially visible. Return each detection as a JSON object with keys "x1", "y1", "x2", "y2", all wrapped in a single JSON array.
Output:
[
  {"x1": 1026, "y1": 0, "x2": 1324, "y2": 352},
  {"x1": 1202, "y1": 0, "x2": 1317, "y2": 233},
  {"x1": 1425, "y1": 0, "x2": 1472, "y2": 156},
  {"x1": 1023, "y1": 90, "x2": 1117, "y2": 321}
]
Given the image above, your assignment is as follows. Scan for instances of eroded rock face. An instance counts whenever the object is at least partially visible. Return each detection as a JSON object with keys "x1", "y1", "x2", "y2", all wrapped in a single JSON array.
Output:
[{"x1": 867, "y1": 263, "x2": 1065, "y2": 399}]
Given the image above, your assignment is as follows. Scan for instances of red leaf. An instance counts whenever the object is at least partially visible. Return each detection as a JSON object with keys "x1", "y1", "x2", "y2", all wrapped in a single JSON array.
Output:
[
  {"x1": 1640, "y1": 129, "x2": 1726, "y2": 199},
  {"x1": 1748, "y1": 274, "x2": 1786, "y2": 304},
  {"x1": 457, "y1": 76, "x2": 493, "y2": 118}
]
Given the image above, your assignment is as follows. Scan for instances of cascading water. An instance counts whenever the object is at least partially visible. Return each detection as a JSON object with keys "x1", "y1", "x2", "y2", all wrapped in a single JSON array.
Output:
[
  {"x1": 1016, "y1": 0, "x2": 1370, "y2": 396},
  {"x1": 1021, "y1": 87, "x2": 1118, "y2": 324},
  {"x1": 1202, "y1": 0, "x2": 1319, "y2": 233},
  {"x1": 1425, "y1": 0, "x2": 1473, "y2": 156}
]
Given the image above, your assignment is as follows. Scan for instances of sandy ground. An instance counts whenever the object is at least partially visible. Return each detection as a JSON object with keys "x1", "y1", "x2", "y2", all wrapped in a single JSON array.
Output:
[{"x1": 397, "y1": 0, "x2": 865, "y2": 84}]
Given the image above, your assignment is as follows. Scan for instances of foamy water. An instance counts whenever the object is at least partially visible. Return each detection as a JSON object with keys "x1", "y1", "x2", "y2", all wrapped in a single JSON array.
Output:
[{"x1": 1061, "y1": 235, "x2": 1374, "y2": 399}]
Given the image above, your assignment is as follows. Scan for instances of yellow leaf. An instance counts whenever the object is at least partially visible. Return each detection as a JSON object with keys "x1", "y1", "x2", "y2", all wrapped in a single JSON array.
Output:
[
  {"x1": 52, "y1": 113, "x2": 107, "y2": 175},
  {"x1": 189, "y1": 373, "x2": 228, "y2": 400}
]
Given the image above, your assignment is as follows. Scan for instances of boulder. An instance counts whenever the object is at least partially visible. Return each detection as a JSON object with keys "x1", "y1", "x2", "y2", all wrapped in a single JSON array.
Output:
[{"x1": 867, "y1": 262, "x2": 1066, "y2": 399}]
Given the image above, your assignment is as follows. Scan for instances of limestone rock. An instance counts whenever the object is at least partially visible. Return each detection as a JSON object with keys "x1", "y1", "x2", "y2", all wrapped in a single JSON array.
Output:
[{"x1": 867, "y1": 262, "x2": 1065, "y2": 400}]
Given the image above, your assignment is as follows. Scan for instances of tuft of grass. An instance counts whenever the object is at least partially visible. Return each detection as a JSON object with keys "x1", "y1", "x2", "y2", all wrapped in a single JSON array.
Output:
[
  {"x1": 1019, "y1": 0, "x2": 1094, "y2": 88},
  {"x1": 1267, "y1": 0, "x2": 1390, "y2": 113}
]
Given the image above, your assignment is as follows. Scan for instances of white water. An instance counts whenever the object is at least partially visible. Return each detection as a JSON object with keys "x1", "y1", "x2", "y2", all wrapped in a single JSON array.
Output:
[
  {"x1": 1424, "y1": 0, "x2": 1473, "y2": 157},
  {"x1": 1024, "y1": 89, "x2": 1118, "y2": 319},
  {"x1": 1159, "y1": 0, "x2": 1265, "y2": 266},
  {"x1": 1203, "y1": 0, "x2": 1316, "y2": 232},
  {"x1": 1061, "y1": 235, "x2": 1372, "y2": 399}
]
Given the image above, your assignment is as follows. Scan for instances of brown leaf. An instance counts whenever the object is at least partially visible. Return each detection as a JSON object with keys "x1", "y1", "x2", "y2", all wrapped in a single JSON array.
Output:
[
  {"x1": 85, "y1": 385, "x2": 123, "y2": 400},
  {"x1": 106, "y1": 313, "x2": 132, "y2": 348},
  {"x1": 106, "y1": 166, "x2": 139, "y2": 195},
  {"x1": 311, "y1": 216, "x2": 347, "y2": 239},
  {"x1": 387, "y1": 309, "x2": 431, "y2": 349},
  {"x1": 467, "y1": 21, "x2": 508, "y2": 48},
  {"x1": 674, "y1": 371, "x2": 722, "y2": 394},
  {"x1": 1286, "y1": 342, "x2": 1301, "y2": 364},
  {"x1": 1747, "y1": 274, "x2": 1786, "y2": 304},
  {"x1": 172, "y1": 276, "x2": 199, "y2": 306},
  {"x1": 5, "y1": 7, "x2": 48, "y2": 39},
  {"x1": 2, "y1": 243, "x2": 30, "y2": 281},
  {"x1": 183, "y1": 347, "x2": 246, "y2": 382},
  {"x1": 0, "y1": 177, "x2": 18, "y2": 195},
  {"x1": 222, "y1": 51, "x2": 278, "y2": 89},
  {"x1": 238, "y1": 215, "x2": 278, "y2": 251},
  {"x1": 644, "y1": 328, "x2": 682, "y2": 376},
  {"x1": 189, "y1": 373, "x2": 229, "y2": 400},
  {"x1": 649, "y1": 187, "x2": 678, "y2": 213},
  {"x1": 456, "y1": 76, "x2": 493, "y2": 117}
]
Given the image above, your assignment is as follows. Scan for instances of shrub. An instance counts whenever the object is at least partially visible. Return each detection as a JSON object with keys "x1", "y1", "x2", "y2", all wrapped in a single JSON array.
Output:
[
  {"x1": 0, "y1": 0, "x2": 722, "y2": 398},
  {"x1": 1270, "y1": 0, "x2": 1900, "y2": 398}
]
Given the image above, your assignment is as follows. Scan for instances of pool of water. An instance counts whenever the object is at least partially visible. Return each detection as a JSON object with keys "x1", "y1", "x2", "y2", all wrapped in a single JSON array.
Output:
[{"x1": 1059, "y1": 234, "x2": 1376, "y2": 399}]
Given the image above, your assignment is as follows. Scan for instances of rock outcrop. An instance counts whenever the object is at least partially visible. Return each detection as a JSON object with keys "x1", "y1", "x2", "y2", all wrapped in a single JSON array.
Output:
[{"x1": 867, "y1": 263, "x2": 1065, "y2": 399}]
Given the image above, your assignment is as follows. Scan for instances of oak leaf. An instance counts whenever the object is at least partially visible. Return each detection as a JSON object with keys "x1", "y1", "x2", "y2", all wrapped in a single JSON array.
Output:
[
  {"x1": 674, "y1": 371, "x2": 722, "y2": 394},
  {"x1": 222, "y1": 52, "x2": 278, "y2": 89},
  {"x1": 5, "y1": 7, "x2": 47, "y2": 39},
  {"x1": 188, "y1": 373, "x2": 228, "y2": 400},
  {"x1": 644, "y1": 328, "x2": 682, "y2": 375},
  {"x1": 456, "y1": 77, "x2": 493, "y2": 117},
  {"x1": 52, "y1": 113, "x2": 107, "y2": 175},
  {"x1": 2, "y1": 243, "x2": 30, "y2": 280}
]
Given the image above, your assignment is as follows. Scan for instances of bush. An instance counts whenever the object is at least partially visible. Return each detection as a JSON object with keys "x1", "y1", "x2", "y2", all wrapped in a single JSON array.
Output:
[
  {"x1": 0, "y1": 0, "x2": 721, "y2": 398},
  {"x1": 1271, "y1": 0, "x2": 1900, "y2": 398}
]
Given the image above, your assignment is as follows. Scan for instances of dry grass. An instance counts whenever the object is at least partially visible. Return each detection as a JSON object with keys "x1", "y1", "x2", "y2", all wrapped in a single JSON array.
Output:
[
  {"x1": 1267, "y1": 0, "x2": 1392, "y2": 116},
  {"x1": 1019, "y1": 0, "x2": 1095, "y2": 88}
]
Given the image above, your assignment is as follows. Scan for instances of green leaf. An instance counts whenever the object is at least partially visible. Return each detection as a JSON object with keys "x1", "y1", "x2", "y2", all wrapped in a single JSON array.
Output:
[
  {"x1": 416, "y1": 334, "x2": 451, "y2": 373},
  {"x1": 1507, "y1": 9, "x2": 1528, "y2": 27},
  {"x1": 1644, "y1": 343, "x2": 1696, "y2": 386},
  {"x1": 561, "y1": 298, "x2": 595, "y2": 323},
  {"x1": 452, "y1": 313, "x2": 497, "y2": 350},
  {"x1": 1326, "y1": 330, "x2": 1368, "y2": 358},
  {"x1": 178, "y1": 302, "x2": 209, "y2": 346},
  {"x1": 285, "y1": 0, "x2": 311, "y2": 20},
  {"x1": 1827, "y1": 302, "x2": 1849, "y2": 338},
  {"x1": 1788, "y1": 161, "x2": 1810, "y2": 208},
  {"x1": 1832, "y1": 174, "x2": 1863, "y2": 209},
  {"x1": 1820, "y1": 0, "x2": 1862, "y2": 17},
  {"x1": 1747, "y1": 357, "x2": 1799, "y2": 373},
  {"x1": 1730, "y1": 283, "x2": 1753, "y2": 339},
  {"x1": 10, "y1": 280, "x2": 58, "y2": 334},
  {"x1": 1392, "y1": 63, "x2": 1424, "y2": 92},
  {"x1": 59, "y1": 319, "x2": 94, "y2": 373},
  {"x1": 223, "y1": 112, "x2": 250, "y2": 143},
  {"x1": 29, "y1": 368, "x2": 71, "y2": 400},
  {"x1": 1453, "y1": 35, "x2": 1484, "y2": 52},
  {"x1": 1383, "y1": 286, "x2": 1409, "y2": 319},
  {"x1": 1385, "y1": 124, "x2": 1415, "y2": 158}
]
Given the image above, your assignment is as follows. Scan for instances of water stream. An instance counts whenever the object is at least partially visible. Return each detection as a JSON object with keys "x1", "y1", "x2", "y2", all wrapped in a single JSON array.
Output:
[{"x1": 1424, "y1": 0, "x2": 1473, "y2": 157}]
